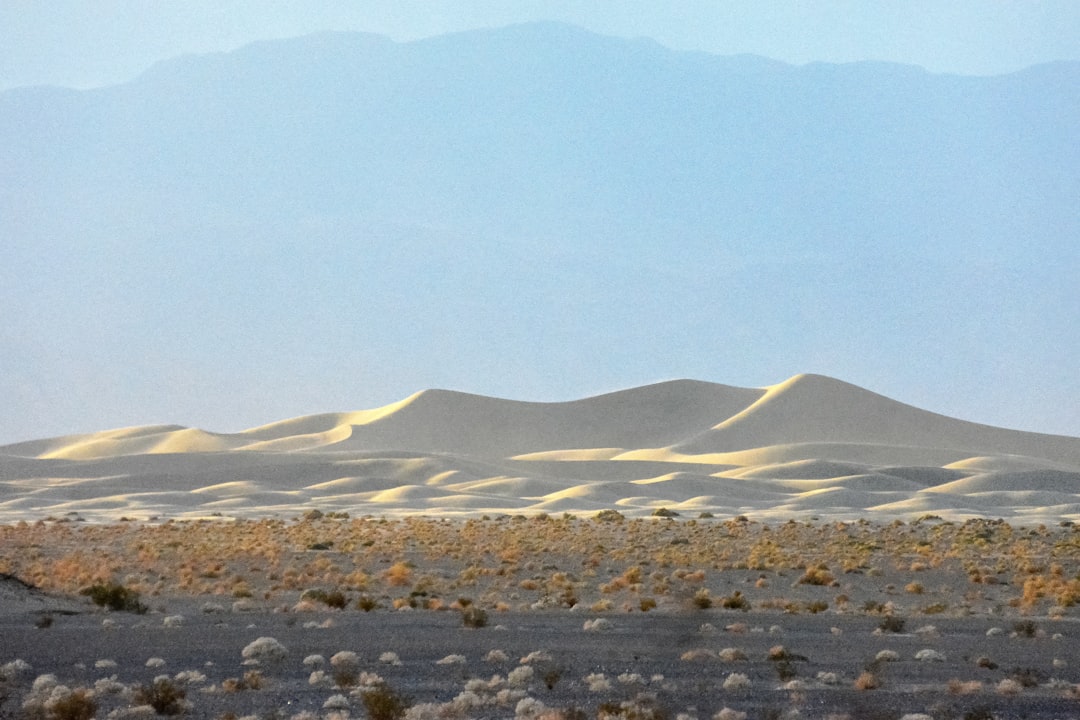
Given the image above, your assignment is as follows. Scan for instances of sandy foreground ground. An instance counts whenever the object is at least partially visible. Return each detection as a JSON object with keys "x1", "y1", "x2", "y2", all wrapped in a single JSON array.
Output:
[{"x1": 4, "y1": 515, "x2": 1080, "y2": 720}]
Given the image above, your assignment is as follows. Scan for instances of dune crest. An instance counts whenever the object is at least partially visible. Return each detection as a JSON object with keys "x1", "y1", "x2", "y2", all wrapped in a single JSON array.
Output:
[{"x1": 1, "y1": 374, "x2": 1078, "y2": 523}]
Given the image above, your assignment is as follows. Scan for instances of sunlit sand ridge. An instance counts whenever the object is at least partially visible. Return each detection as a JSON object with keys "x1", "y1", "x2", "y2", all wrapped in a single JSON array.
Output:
[{"x1": 1, "y1": 374, "x2": 1078, "y2": 523}]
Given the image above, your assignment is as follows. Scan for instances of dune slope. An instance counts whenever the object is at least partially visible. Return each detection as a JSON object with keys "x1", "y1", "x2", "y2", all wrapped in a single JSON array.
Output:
[{"x1": 1, "y1": 374, "x2": 1078, "y2": 523}]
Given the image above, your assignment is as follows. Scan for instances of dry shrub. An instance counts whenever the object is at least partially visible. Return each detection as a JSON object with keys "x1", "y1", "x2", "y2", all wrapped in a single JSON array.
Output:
[
  {"x1": 796, "y1": 565, "x2": 836, "y2": 586},
  {"x1": 384, "y1": 562, "x2": 413, "y2": 587},
  {"x1": 719, "y1": 591, "x2": 750, "y2": 611},
  {"x1": 80, "y1": 582, "x2": 147, "y2": 613},
  {"x1": 462, "y1": 605, "x2": 488, "y2": 628},
  {"x1": 996, "y1": 678, "x2": 1024, "y2": 696},
  {"x1": 947, "y1": 679, "x2": 982, "y2": 695},
  {"x1": 360, "y1": 683, "x2": 410, "y2": 720},
  {"x1": 878, "y1": 615, "x2": 905, "y2": 633},
  {"x1": 134, "y1": 677, "x2": 186, "y2": 715},
  {"x1": 853, "y1": 671, "x2": 880, "y2": 690},
  {"x1": 46, "y1": 687, "x2": 97, "y2": 720}
]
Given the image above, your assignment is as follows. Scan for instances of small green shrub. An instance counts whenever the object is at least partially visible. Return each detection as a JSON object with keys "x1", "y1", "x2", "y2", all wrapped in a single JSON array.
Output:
[
  {"x1": 80, "y1": 582, "x2": 147, "y2": 613},
  {"x1": 356, "y1": 595, "x2": 379, "y2": 612}
]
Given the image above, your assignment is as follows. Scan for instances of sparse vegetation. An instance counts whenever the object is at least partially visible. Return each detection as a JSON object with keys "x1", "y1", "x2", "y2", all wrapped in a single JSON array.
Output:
[{"x1": 4, "y1": 515, "x2": 1080, "y2": 719}]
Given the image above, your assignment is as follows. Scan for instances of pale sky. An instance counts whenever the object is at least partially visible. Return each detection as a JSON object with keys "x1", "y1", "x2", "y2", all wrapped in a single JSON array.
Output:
[{"x1": 3, "y1": 0, "x2": 1080, "y2": 90}]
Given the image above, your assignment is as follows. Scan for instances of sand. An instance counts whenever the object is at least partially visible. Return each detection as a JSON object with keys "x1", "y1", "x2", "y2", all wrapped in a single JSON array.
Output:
[{"x1": 1, "y1": 374, "x2": 1078, "y2": 524}]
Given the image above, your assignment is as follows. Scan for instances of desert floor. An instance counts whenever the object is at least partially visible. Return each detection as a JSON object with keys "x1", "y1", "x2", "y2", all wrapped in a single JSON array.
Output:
[{"x1": 3, "y1": 514, "x2": 1080, "y2": 719}]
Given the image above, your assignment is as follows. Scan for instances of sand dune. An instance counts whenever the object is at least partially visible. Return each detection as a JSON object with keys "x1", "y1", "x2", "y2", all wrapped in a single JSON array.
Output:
[{"x1": 1, "y1": 374, "x2": 1079, "y2": 523}]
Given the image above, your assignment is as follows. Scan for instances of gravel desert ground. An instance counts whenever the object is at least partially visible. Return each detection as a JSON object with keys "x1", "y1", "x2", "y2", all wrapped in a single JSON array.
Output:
[{"x1": 4, "y1": 515, "x2": 1080, "y2": 719}]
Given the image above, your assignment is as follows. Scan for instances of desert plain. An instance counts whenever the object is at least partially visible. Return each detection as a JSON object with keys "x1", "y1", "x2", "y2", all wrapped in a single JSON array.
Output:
[{"x1": 3, "y1": 374, "x2": 1080, "y2": 719}]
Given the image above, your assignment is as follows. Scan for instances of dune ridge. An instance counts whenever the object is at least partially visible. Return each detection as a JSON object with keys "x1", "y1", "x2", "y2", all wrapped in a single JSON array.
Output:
[{"x1": 1, "y1": 374, "x2": 1079, "y2": 523}]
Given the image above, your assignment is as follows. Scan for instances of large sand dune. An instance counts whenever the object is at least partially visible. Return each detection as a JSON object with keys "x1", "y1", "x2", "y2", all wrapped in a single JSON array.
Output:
[{"x1": 1, "y1": 374, "x2": 1079, "y2": 523}]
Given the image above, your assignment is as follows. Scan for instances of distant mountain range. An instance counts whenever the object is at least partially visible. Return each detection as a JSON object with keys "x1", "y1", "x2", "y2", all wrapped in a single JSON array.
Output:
[
  {"x1": 1, "y1": 23, "x2": 1078, "y2": 444},
  {"x1": 1, "y1": 374, "x2": 1079, "y2": 523}
]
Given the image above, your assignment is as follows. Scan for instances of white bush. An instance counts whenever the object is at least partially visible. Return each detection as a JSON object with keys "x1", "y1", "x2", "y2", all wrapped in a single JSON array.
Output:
[
  {"x1": 722, "y1": 673, "x2": 751, "y2": 691},
  {"x1": 520, "y1": 650, "x2": 553, "y2": 664},
  {"x1": 915, "y1": 649, "x2": 946, "y2": 662},
  {"x1": 514, "y1": 697, "x2": 547, "y2": 719},
  {"x1": 356, "y1": 672, "x2": 385, "y2": 691},
  {"x1": 495, "y1": 688, "x2": 526, "y2": 705},
  {"x1": 242, "y1": 637, "x2": 287, "y2": 666},
  {"x1": 585, "y1": 673, "x2": 611, "y2": 692},
  {"x1": 507, "y1": 665, "x2": 534, "y2": 688},
  {"x1": 997, "y1": 678, "x2": 1024, "y2": 696},
  {"x1": 94, "y1": 676, "x2": 126, "y2": 694},
  {"x1": 583, "y1": 618, "x2": 614, "y2": 632},
  {"x1": 484, "y1": 649, "x2": 509, "y2": 663},
  {"x1": 173, "y1": 670, "x2": 206, "y2": 685},
  {"x1": 435, "y1": 654, "x2": 466, "y2": 666},
  {"x1": 322, "y1": 694, "x2": 350, "y2": 709},
  {"x1": 0, "y1": 659, "x2": 32, "y2": 680},
  {"x1": 714, "y1": 710, "x2": 747, "y2": 720},
  {"x1": 330, "y1": 651, "x2": 360, "y2": 673}
]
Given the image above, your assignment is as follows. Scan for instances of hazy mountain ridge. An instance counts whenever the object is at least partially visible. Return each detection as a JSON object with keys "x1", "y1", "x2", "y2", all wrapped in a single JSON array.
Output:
[
  {"x1": 4, "y1": 24, "x2": 1077, "y2": 246},
  {"x1": 2, "y1": 22, "x2": 1078, "y2": 446}
]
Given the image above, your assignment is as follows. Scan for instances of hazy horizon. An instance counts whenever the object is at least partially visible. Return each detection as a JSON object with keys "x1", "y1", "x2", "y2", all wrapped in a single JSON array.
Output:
[{"x1": 3, "y1": 1, "x2": 1080, "y2": 91}]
